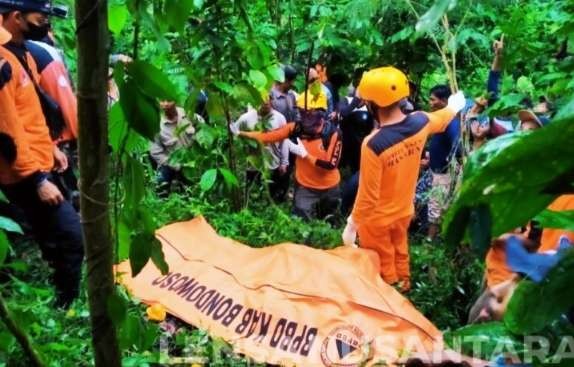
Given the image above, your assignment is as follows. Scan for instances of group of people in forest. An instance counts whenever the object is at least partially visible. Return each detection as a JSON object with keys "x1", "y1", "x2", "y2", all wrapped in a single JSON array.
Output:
[
  {"x1": 0, "y1": 0, "x2": 572, "y2": 331},
  {"x1": 0, "y1": 1, "x2": 82, "y2": 309}
]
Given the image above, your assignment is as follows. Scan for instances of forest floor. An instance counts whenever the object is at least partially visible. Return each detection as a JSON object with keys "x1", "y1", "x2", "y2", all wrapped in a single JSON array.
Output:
[{"x1": 0, "y1": 192, "x2": 484, "y2": 366}]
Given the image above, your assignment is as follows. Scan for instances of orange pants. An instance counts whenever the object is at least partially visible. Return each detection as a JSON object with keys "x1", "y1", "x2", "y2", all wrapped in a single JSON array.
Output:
[{"x1": 358, "y1": 216, "x2": 412, "y2": 284}]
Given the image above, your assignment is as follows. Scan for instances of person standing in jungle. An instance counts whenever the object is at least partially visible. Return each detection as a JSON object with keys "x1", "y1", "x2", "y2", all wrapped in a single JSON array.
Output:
[
  {"x1": 233, "y1": 87, "x2": 343, "y2": 222},
  {"x1": 0, "y1": 1, "x2": 84, "y2": 309},
  {"x1": 342, "y1": 66, "x2": 466, "y2": 292},
  {"x1": 426, "y1": 84, "x2": 461, "y2": 241}
]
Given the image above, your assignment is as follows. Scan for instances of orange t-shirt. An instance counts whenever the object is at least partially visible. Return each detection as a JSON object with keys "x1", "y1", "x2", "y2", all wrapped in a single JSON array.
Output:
[
  {"x1": 485, "y1": 242, "x2": 514, "y2": 288},
  {"x1": 352, "y1": 108, "x2": 456, "y2": 227},
  {"x1": 0, "y1": 46, "x2": 53, "y2": 185},
  {"x1": 539, "y1": 195, "x2": 574, "y2": 252},
  {"x1": 243, "y1": 122, "x2": 342, "y2": 190}
]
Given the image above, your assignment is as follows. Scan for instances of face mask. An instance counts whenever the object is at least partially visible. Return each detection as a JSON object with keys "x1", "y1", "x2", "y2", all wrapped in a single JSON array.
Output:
[
  {"x1": 309, "y1": 81, "x2": 322, "y2": 97},
  {"x1": 23, "y1": 21, "x2": 49, "y2": 41},
  {"x1": 299, "y1": 110, "x2": 324, "y2": 136}
]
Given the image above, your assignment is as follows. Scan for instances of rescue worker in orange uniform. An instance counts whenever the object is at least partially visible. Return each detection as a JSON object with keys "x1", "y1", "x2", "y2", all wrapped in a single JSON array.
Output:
[
  {"x1": 233, "y1": 88, "x2": 343, "y2": 221},
  {"x1": 24, "y1": 12, "x2": 80, "y2": 207},
  {"x1": 342, "y1": 67, "x2": 466, "y2": 292},
  {"x1": 0, "y1": 1, "x2": 83, "y2": 309}
]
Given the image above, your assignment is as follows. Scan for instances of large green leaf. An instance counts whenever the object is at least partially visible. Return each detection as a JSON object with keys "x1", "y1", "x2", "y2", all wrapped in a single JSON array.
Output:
[
  {"x1": 206, "y1": 93, "x2": 224, "y2": 120},
  {"x1": 119, "y1": 78, "x2": 160, "y2": 141},
  {"x1": 468, "y1": 205, "x2": 492, "y2": 258},
  {"x1": 219, "y1": 168, "x2": 239, "y2": 189},
  {"x1": 444, "y1": 322, "x2": 525, "y2": 361},
  {"x1": 415, "y1": 0, "x2": 455, "y2": 34},
  {"x1": 535, "y1": 210, "x2": 574, "y2": 231},
  {"x1": 248, "y1": 70, "x2": 268, "y2": 90},
  {"x1": 117, "y1": 218, "x2": 132, "y2": 262},
  {"x1": 505, "y1": 248, "x2": 574, "y2": 334},
  {"x1": 443, "y1": 108, "x2": 574, "y2": 247},
  {"x1": 488, "y1": 93, "x2": 526, "y2": 116},
  {"x1": 127, "y1": 61, "x2": 179, "y2": 102},
  {"x1": 164, "y1": 0, "x2": 194, "y2": 33},
  {"x1": 150, "y1": 238, "x2": 169, "y2": 275},
  {"x1": 123, "y1": 155, "x2": 145, "y2": 210},
  {"x1": 0, "y1": 216, "x2": 23, "y2": 234},
  {"x1": 108, "y1": 103, "x2": 149, "y2": 154},
  {"x1": 266, "y1": 64, "x2": 284, "y2": 83},
  {"x1": 199, "y1": 169, "x2": 218, "y2": 192},
  {"x1": 0, "y1": 231, "x2": 9, "y2": 266},
  {"x1": 108, "y1": 3, "x2": 129, "y2": 36},
  {"x1": 129, "y1": 232, "x2": 153, "y2": 277},
  {"x1": 106, "y1": 290, "x2": 128, "y2": 326}
]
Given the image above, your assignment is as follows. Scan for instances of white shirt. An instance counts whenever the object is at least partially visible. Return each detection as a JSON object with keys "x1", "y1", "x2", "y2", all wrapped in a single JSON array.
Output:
[
  {"x1": 232, "y1": 108, "x2": 289, "y2": 170},
  {"x1": 150, "y1": 107, "x2": 199, "y2": 167}
]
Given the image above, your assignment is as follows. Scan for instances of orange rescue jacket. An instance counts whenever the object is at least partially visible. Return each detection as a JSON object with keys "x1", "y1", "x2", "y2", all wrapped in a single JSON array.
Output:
[
  {"x1": 242, "y1": 122, "x2": 342, "y2": 190},
  {"x1": 0, "y1": 45, "x2": 54, "y2": 185},
  {"x1": 26, "y1": 41, "x2": 78, "y2": 142},
  {"x1": 352, "y1": 108, "x2": 456, "y2": 227}
]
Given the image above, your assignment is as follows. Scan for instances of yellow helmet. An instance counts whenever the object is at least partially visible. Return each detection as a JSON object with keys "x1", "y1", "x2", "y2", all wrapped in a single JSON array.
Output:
[
  {"x1": 296, "y1": 91, "x2": 328, "y2": 110},
  {"x1": 357, "y1": 66, "x2": 410, "y2": 108}
]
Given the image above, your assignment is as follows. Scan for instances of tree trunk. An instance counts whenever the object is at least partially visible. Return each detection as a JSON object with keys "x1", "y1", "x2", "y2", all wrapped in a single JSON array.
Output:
[{"x1": 75, "y1": 1, "x2": 121, "y2": 366}]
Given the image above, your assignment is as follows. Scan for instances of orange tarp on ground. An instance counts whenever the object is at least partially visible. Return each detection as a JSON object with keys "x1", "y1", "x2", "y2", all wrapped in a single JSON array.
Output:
[{"x1": 116, "y1": 217, "x2": 443, "y2": 366}]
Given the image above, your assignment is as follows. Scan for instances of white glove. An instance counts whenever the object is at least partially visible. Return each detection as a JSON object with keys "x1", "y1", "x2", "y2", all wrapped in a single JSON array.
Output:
[
  {"x1": 342, "y1": 216, "x2": 358, "y2": 247},
  {"x1": 229, "y1": 123, "x2": 240, "y2": 137},
  {"x1": 447, "y1": 90, "x2": 466, "y2": 114},
  {"x1": 287, "y1": 138, "x2": 308, "y2": 158},
  {"x1": 184, "y1": 123, "x2": 195, "y2": 135}
]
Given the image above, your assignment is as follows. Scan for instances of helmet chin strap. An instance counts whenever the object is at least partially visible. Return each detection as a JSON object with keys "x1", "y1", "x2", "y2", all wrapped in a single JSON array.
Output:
[{"x1": 366, "y1": 102, "x2": 380, "y2": 124}]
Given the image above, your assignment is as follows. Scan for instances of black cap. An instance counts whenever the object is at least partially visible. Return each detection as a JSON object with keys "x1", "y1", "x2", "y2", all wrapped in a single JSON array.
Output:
[
  {"x1": 0, "y1": 0, "x2": 53, "y2": 15},
  {"x1": 282, "y1": 65, "x2": 297, "y2": 82}
]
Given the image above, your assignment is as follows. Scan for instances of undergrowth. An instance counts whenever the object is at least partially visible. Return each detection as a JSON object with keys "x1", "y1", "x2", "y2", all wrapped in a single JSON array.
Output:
[{"x1": 0, "y1": 190, "x2": 483, "y2": 366}]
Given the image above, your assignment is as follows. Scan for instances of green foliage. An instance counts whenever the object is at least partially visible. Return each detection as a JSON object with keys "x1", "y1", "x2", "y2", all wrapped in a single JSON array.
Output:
[
  {"x1": 4, "y1": 0, "x2": 574, "y2": 365},
  {"x1": 0, "y1": 216, "x2": 21, "y2": 267},
  {"x1": 505, "y1": 249, "x2": 574, "y2": 335},
  {"x1": 0, "y1": 231, "x2": 9, "y2": 266},
  {"x1": 415, "y1": 0, "x2": 456, "y2": 34},
  {"x1": 0, "y1": 217, "x2": 23, "y2": 235},
  {"x1": 444, "y1": 105, "x2": 574, "y2": 246},
  {"x1": 409, "y1": 242, "x2": 483, "y2": 329},
  {"x1": 444, "y1": 322, "x2": 526, "y2": 361},
  {"x1": 109, "y1": 3, "x2": 129, "y2": 36},
  {"x1": 199, "y1": 168, "x2": 218, "y2": 192},
  {"x1": 535, "y1": 210, "x2": 574, "y2": 231}
]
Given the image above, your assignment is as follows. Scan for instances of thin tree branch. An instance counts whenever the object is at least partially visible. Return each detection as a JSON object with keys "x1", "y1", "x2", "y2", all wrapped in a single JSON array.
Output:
[{"x1": 0, "y1": 295, "x2": 45, "y2": 367}]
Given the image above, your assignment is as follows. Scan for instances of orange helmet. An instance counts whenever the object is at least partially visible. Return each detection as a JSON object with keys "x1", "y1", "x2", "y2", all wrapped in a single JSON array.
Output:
[{"x1": 357, "y1": 66, "x2": 410, "y2": 108}]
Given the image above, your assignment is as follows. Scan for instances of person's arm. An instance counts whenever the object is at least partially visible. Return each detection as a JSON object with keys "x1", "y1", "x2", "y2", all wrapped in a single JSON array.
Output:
[
  {"x1": 491, "y1": 37, "x2": 503, "y2": 72},
  {"x1": 488, "y1": 37, "x2": 504, "y2": 105},
  {"x1": 275, "y1": 114, "x2": 290, "y2": 169},
  {"x1": 39, "y1": 61, "x2": 78, "y2": 140},
  {"x1": 279, "y1": 139, "x2": 290, "y2": 168},
  {"x1": 239, "y1": 122, "x2": 295, "y2": 144},
  {"x1": 425, "y1": 109, "x2": 457, "y2": 134},
  {"x1": 306, "y1": 130, "x2": 342, "y2": 170},
  {"x1": 351, "y1": 144, "x2": 383, "y2": 226},
  {"x1": 0, "y1": 60, "x2": 47, "y2": 183},
  {"x1": 427, "y1": 91, "x2": 466, "y2": 134}
]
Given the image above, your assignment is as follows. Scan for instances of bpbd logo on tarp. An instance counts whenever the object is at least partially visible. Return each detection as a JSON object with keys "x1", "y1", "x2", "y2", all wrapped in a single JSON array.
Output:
[{"x1": 321, "y1": 325, "x2": 369, "y2": 366}]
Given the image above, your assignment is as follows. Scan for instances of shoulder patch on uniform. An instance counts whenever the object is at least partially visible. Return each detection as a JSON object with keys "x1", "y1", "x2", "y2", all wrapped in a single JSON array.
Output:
[
  {"x1": 0, "y1": 58, "x2": 12, "y2": 89},
  {"x1": 367, "y1": 112, "x2": 429, "y2": 155}
]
